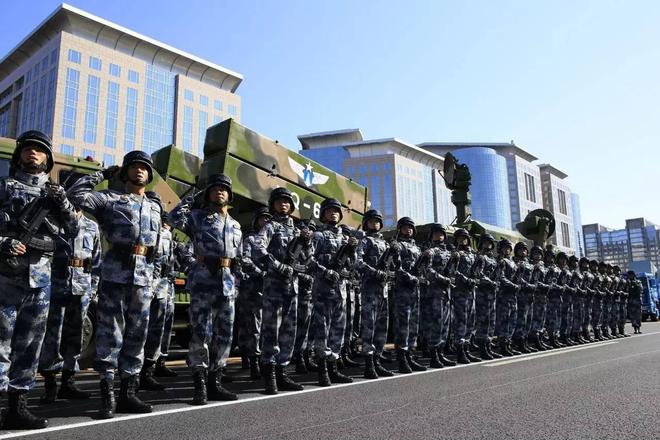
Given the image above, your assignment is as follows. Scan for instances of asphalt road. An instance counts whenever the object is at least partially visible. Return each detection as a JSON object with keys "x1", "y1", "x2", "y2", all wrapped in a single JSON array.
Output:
[{"x1": 3, "y1": 323, "x2": 660, "y2": 440}]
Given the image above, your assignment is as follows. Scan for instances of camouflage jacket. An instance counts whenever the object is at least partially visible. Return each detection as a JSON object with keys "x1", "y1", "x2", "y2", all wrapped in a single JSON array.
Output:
[
  {"x1": 581, "y1": 270, "x2": 595, "y2": 298},
  {"x1": 0, "y1": 170, "x2": 79, "y2": 288},
  {"x1": 514, "y1": 257, "x2": 537, "y2": 295},
  {"x1": 393, "y1": 238, "x2": 421, "y2": 290},
  {"x1": 152, "y1": 227, "x2": 175, "y2": 299},
  {"x1": 68, "y1": 171, "x2": 161, "y2": 287},
  {"x1": 312, "y1": 224, "x2": 355, "y2": 299},
  {"x1": 240, "y1": 232, "x2": 265, "y2": 290},
  {"x1": 532, "y1": 262, "x2": 550, "y2": 297},
  {"x1": 628, "y1": 279, "x2": 642, "y2": 304},
  {"x1": 448, "y1": 247, "x2": 476, "y2": 292},
  {"x1": 169, "y1": 198, "x2": 242, "y2": 297},
  {"x1": 497, "y1": 256, "x2": 519, "y2": 296},
  {"x1": 52, "y1": 214, "x2": 101, "y2": 296},
  {"x1": 426, "y1": 243, "x2": 452, "y2": 295},
  {"x1": 356, "y1": 231, "x2": 390, "y2": 287}
]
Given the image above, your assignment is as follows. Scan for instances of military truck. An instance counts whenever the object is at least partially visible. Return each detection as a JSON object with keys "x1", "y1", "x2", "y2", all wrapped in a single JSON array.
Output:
[{"x1": 638, "y1": 273, "x2": 660, "y2": 322}]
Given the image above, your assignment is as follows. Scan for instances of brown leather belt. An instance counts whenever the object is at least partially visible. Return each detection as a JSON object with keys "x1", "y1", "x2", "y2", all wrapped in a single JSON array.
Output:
[
  {"x1": 68, "y1": 258, "x2": 90, "y2": 268},
  {"x1": 131, "y1": 245, "x2": 150, "y2": 256},
  {"x1": 196, "y1": 256, "x2": 233, "y2": 268}
]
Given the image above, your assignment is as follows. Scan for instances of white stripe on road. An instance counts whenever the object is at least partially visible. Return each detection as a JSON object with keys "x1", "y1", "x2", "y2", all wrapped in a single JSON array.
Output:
[
  {"x1": 483, "y1": 341, "x2": 619, "y2": 366},
  {"x1": 1, "y1": 331, "x2": 658, "y2": 439}
]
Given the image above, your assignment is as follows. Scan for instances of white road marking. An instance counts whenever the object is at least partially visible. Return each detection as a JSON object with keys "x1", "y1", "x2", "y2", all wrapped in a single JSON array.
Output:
[
  {"x1": 1, "y1": 332, "x2": 658, "y2": 439},
  {"x1": 484, "y1": 341, "x2": 619, "y2": 367}
]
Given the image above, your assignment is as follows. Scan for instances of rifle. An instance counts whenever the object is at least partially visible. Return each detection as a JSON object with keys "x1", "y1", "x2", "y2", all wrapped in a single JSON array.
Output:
[
  {"x1": 375, "y1": 243, "x2": 397, "y2": 281},
  {"x1": 412, "y1": 248, "x2": 432, "y2": 284},
  {"x1": 328, "y1": 229, "x2": 364, "y2": 278},
  {"x1": 284, "y1": 222, "x2": 315, "y2": 273}
]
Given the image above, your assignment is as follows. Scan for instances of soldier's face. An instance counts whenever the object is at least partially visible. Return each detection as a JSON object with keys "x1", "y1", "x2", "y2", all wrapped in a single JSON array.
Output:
[
  {"x1": 127, "y1": 163, "x2": 149, "y2": 186},
  {"x1": 208, "y1": 185, "x2": 229, "y2": 206},
  {"x1": 515, "y1": 248, "x2": 528, "y2": 258},
  {"x1": 399, "y1": 225, "x2": 413, "y2": 237},
  {"x1": 501, "y1": 246, "x2": 512, "y2": 257},
  {"x1": 273, "y1": 199, "x2": 290, "y2": 215},
  {"x1": 366, "y1": 218, "x2": 381, "y2": 231},
  {"x1": 256, "y1": 215, "x2": 270, "y2": 229},
  {"x1": 481, "y1": 242, "x2": 493, "y2": 252},
  {"x1": 323, "y1": 207, "x2": 341, "y2": 224},
  {"x1": 20, "y1": 144, "x2": 48, "y2": 170},
  {"x1": 432, "y1": 231, "x2": 445, "y2": 242},
  {"x1": 457, "y1": 236, "x2": 468, "y2": 246},
  {"x1": 531, "y1": 251, "x2": 542, "y2": 262},
  {"x1": 558, "y1": 258, "x2": 567, "y2": 268}
]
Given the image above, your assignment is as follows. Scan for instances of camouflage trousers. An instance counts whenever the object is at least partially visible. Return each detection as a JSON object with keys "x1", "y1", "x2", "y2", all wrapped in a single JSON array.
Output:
[
  {"x1": 187, "y1": 284, "x2": 234, "y2": 373},
  {"x1": 344, "y1": 286, "x2": 360, "y2": 348},
  {"x1": 293, "y1": 294, "x2": 313, "y2": 357},
  {"x1": 475, "y1": 290, "x2": 496, "y2": 342},
  {"x1": 560, "y1": 297, "x2": 573, "y2": 335},
  {"x1": 38, "y1": 288, "x2": 91, "y2": 373},
  {"x1": 608, "y1": 300, "x2": 620, "y2": 330},
  {"x1": 394, "y1": 287, "x2": 419, "y2": 351},
  {"x1": 95, "y1": 281, "x2": 151, "y2": 380},
  {"x1": 582, "y1": 297, "x2": 593, "y2": 332},
  {"x1": 236, "y1": 287, "x2": 263, "y2": 357},
  {"x1": 311, "y1": 295, "x2": 346, "y2": 360},
  {"x1": 601, "y1": 298, "x2": 612, "y2": 331},
  {"x1": 590, "y1": 297, "x2": 603, "y2": 329},
  {"x1": 617, "y1": 300, "x2": 627, "y2": 327},
  {"x1": 466, "y1": 292, "x2": 476, "y2": 339},
  {"x1": 426, "y1": 290, "x2": 451, "y2": 348},
  {"x1": 360, "y1": 286, "x2": 389, "y2": 355},
  {"x1": 451, "y1": 289, "x2": 471, "y2": 343},
  {"x1": 545, "y1": 295, "x2": 562, "y2": 336},
  {"x1": 143, "y1": 295, "x2": 167, "y2": 363},
  {"x1": 160, "y1": 290, "x2": 175, "y2": 358},
  {"x1": 531, "y1": 294, "x2": 548, "y2": 334},
  {"x1": 418, "y1": 288, "x2": 432, "y2": 347},
  {"x1": 571, "y1": 297, "x2": 584, "y2": 333},
  {"x1": 514, "y1": 292, "x2": 534, "y2": 340},
  {"x1": 496, "y1": 292, "x2": 518, "y2": 340},
  {"x1": 628, "y1": 300, "x2": 641, "y2": 328},
  {"x1": 261, "y1": 291, "x2": 297, "y2": 366},
  {"x1": 0, "y1": 284, "x2": 50, "y2": 391}
]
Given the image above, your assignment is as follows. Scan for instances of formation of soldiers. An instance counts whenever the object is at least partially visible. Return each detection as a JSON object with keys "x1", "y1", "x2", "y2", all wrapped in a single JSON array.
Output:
[{"x1": 0, "y1": 131, "x2": 646, "y2": 430}]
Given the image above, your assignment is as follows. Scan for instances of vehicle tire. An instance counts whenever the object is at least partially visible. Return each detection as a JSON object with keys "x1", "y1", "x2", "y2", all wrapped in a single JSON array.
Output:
[{"x1": 79, "y1": 300, "x2": 97, "y2": 370}]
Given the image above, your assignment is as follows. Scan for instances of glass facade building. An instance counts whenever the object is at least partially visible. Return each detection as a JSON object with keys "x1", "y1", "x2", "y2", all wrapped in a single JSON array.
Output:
[{"x1": 583, "y1": 218, "x2": 660, "y2": 270}]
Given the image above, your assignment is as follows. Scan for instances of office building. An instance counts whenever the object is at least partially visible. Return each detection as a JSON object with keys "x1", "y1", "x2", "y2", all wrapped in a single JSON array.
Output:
[
  {"x1": 538, "y1": 164, "x2": 575, "y2": 254},
  {"x1": 571, "y1": 193, "x2": 584, "y2": 257},
  {"x1": 0, "y1": 3, "x2": 242, "y2": 164},
  {"x1": 583, "y1": 218, "x2": 660, "y2": 270}
]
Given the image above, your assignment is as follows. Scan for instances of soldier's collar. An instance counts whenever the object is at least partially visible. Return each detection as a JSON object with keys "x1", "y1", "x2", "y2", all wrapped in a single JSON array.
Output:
[
  {"x1": 273, "y1": 215, "x2": 293, "y2": 226},
  {"x1": 366, "y1": 231, "x2": 382, "y2": 238},
  {"x1": 13, "y1": 170, "x2": 49, "y2": 186}
]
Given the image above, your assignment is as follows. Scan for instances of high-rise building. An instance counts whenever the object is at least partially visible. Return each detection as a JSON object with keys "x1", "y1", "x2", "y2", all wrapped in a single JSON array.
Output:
[
  {"x1": 583, "y1": 218, "x2": 660, "y2": 270},
  {"x1": 571, "y1": 193, "x2": 584, "y2": 257},
  {"x1": 539, "y1": 164, "x2": 575, "y2": 254},
  {"x1": 298, "y1": 129, "x2": 456, "y2": 228},
  {"x1": 0, "y1": 3, "x2": 242, "y2": 164}
]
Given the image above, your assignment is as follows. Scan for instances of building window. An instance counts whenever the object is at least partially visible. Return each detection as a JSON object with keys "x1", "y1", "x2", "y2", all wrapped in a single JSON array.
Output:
[
  {"x1": 104, "y1": 81, "x2": 120, "y2": 148},
  {"x1": 124, "y1": 87, "x2": 138, "y2": 149},
  {"x1": 82, "y1": 148, "x2": 95, "y2": 159},
  {"x1": 67, "y1": 49, "x2": 81, "y2": 64},
  {"x1": 128, "y1": 70, "x2": 140, "y2": 84},
  {"x1": 561, "y1": 221, "x2": 571, "y2": 247},
  {"x1": 142, "y1": 64, "x2": 175, "y2": 153},
  {"x1": 109, "y1": 63, "x2": 121, "y2": 77},
  {"x1": 182, "y1": 106, "x2": 193, "y2": 152},
  {"x1": 103, "y1": 153, "x2": 115, "y2": 166},
  {"x1": 0, "y1": 105, "x2": 10, "y2": 138},
  {"x1": 198, "y1": 110, "x2": 208, "y2": 154},
  {"x1": 558, "y1": 189, "x2": 568, "y2": 215},
  {"x1": 524, "y1": 173, "x2": 536, "y2": 203},
  {"x1": 41, "y1": 57, "x2": 49, "y2": 72},
  {"x1": 89, "y1": 56, "x2": 102, "y2": 71},
  {"x1": 213, "y1": 99, "x2": 222, "y2": 111},
  {"x1": 50, "y1": 49, "x2": 58, "y2": 65},
  {"x1": 83, "y1": 75, "x2": 100, "y2": 144},
  {"x1": 228, "y1": 104, "x2": 237, "y2": 116},
  {"x1": 44, "y1": 68, "x2": 57, "y2": 135},
  {"x1": 199, "y1": 95, "x2": 208, "y2": 106},
  {"x1": 60, "y1": 144, "x2": 74, "y2": 155},
  {"x1": 184, "y1": 89, "x2": 193, "y2": 102},
  {"x1": 61, "y1": 68, "x2": 80, "y2": 140}
]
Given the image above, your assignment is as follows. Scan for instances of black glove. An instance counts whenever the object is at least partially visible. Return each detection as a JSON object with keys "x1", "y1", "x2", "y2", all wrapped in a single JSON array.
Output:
[
  {"x1": 276, "y1": 262, "x2": 294, "y2": 278},
  {"x1": 375, "y1": 270, "x2": 388, "y2": 282},
  {"x1": 102, "y1": 165, "x2": 121, "y2": 180},
  {"x1": 46, "y1": 184, "x2": 68, "y2": 207},
  {"x1": 324, "y1": 269, "x2": 340, "y2": 284},
  {"x1": 0, "y1": 239, "x2": 23, "y2": 256}
]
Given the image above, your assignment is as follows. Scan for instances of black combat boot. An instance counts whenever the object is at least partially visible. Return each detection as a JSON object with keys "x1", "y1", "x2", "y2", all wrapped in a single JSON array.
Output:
[
  {"x1": 4, "y1": 390, "x2": 48, "y2": 430},
  {"x1": 208, "y1": 370, "x2": 238, "y2": 400},
  {"x1": 275, "y1": 365, "x2": 304, "y2": 391},
  {"x1": 548, "y1": 334, "x2": 561, "y2": 349},
  {"x1": 456, "y1": 343, "x2": 471, "y2": 364},
  {"x1": 139, "y1": 359, "x2": 166, "y2": 391},
  {"x1": 262, "y1": 364, "x2": 278, "y2": 395},
  {"x1": 249, "y1": 356, "x2": 261, "y2": 380},
  {"x1": 429, "y1": 347, "x2": 444, "y2": 368},
  {"x1": 40, "y1": 372, "x2": 58, "y2": 404},
  {"x1": 478, "y1": 341, "x2": 493, "y2": 360},
  {"x1": 304, "y1": 350, "x2": 318, "y2": 372},
  {"x1": 525, "y1": 337, "x2": 538, "y2": 352},
  {"x1": 405, "y1": 351, "x2": 427, "y2": 371},
  {"x1": 241, "y1": 355, "x2": 250, "y2": 369},
  {"x1": 317, "y1": 358, "x2": 331, "y2": 387},
  {"x1": 619, "y1": 325, "x2": 630, "y2": 337},
  {"x1": 464, "y1": 344, "x2": 482, "y2": 362},
  {"x1": 191, "y1": 369, "x2": 207, "y2": 405},
  {"x1": 340, "y1": 347, "x2": 360, "y2": 368},
  {"x1": 397, "y1": 349, "x2": 413, "y2": 373},
  {"x1": 154, "y1": 356, "x2": 178, "y2": 377},
  {"x1": 558, "y1": 333, "x2": 570, "y2": 346},
  {"x1": 116, "y1": 376, "x2": 152, "y2": 414},
  {"x1": 364, "y1": 354, "x2": 379, "y2": 378},
  {"x1": 601, "y1": 327, "x2": 611, "y2": 340},
  {"x1": 500, "y1": 340, "x2": 514, "y2": 357},
  {"x1": 487, "y1": 341, "x2": 503, "y2": 359},
  {"x1": 533, "y1": 334, "x2": 547, "y2": 351},
  {"x1": 97, "y1": 378, "x2": 115, "y2": 419},
  {"x1": 514, "y1": 338, "x2": 530, "y2": 354},
  {"x1": 58, "y1": 370, "x2": 90, "y2": 400},
  {"x1": 328, "y1": 359, "x2": 353, "y2": 383},
  {"x1": 437, "y1": 345, "x2": 457, "y2": 366},
  {"x1": 293, "y1": 353, "x2": 308, "y2": 374},
  {"x1": 374, "y1": 354, "x2": 395, "y2": 376}
]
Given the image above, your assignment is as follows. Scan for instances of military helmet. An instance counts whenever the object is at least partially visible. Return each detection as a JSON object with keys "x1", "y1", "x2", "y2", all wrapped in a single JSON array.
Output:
[
  {"x1": 397, "y1": 216, "x2": 416, "y2": 235},
  {"x1": 627, "y1": 270, "x2": 636, "y2": 278},
  {"x1": 429, "y1": 223, "x2": 447, "y2": 240},
  {"x1": 613, "y1": 265, "x2": 621, "y2": 273},
  {"x1": 13, "y1": 130, "x2": 54, "y2": 173},
  {"x1": 268, "y1": 187, "x2": 295, "y2": 214},
  {"x1": 454, "y1": 227, "x2": 470, "y2": 241},
  {"x1": 478, "y1": 233, "x2": 495, "y2": 249},
  {"x1": 568, "y1": 255, "x2": 579, "y2": 264},
  {"x1": 579, "y1": 257, "x2": 590, "y2": 266},
  {"x1": 319, "y1": 198, "x2": 343, "y2": 223},
  {"x1": 544, "y1": 249, "x2": 556, "y2": 261},
  {"x1": 362, "y1": 209, "x2": 383, "y2": 230},
  {"x1": 497, "y1": 238, "x2": 514, "y2": 253},
  {"x1": 120, "y1": 150, "x2": 154, "y2": 183},
  {"x1": 556, "y1": 251, "x2": 569, "y2": 262},
  {"x1": 514, "y1": 241, "x2": 529, "y2": 254},
  {"x1": 530, "y1": 245, "x2": 544, "y2": 257},
  {"x1": 598, "y1": 261, "x2": 607, "y2": 268},
  {"x1": 589, "y1": 259, "x2": 599, "y2": 268},
  {"x1": 204, "y1": 173, "x2": 233, "y2": 202},
  {"x1": 252, "y1": 206, "x2": 272, "y2": 230}
]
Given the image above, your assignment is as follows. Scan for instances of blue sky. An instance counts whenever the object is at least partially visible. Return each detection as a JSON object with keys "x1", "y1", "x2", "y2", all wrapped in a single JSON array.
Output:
[{"x1": 1, "y1": 0, "x2": 658, "y2": 227}]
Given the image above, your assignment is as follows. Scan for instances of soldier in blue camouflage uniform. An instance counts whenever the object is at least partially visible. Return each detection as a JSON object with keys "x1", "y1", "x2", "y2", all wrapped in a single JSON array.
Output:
[
  {"x1": 237, "y1": 207, "x2": 271, "y2": 379},
  {"x1": 512, "y1": 242, "x2": 537, "y2": 354},
  {"x1": 544, "y1": 251, "x2": 566, "y2": 349},
  {"x1": 567, "y1": 256, "x2": 588, "y2": 344},
  {"x1": 448, "y1": 228, "x2": 481, "y2": 364},
  {"x1": 580, "y1": 258, "x2": 596, "y2": 342},
  {"x1": 590, "y1": 261, "x2": 605, "y2": 341},
  {"x1": 472, "y1": 234, "x2": 499, "y2": 360},
  {"x1": 68, "y1": 150, "x2": 161, "y2": 418},
  {"x1": 627, "y1": 271, "x2": 642, "y2": 334},
  {"x1": 557, "y1": 253, "x2": 577, "y2": 346},
  {"x1": 391, "y1": 217, "x2": 427, "y2": 374},
  {"x1": 600, "y1": 264, "x2": 614, "y2": 339},
  {"x1": 253, "y1": 187, "x2": 312, "y2": 395},
  {"x1": 0, "y1": 131, "x2": 78, "y2": 429},
  {"x1": 292, "y1": 257, "x2": 316, "y2": 375},
  {"x1": 169, "y1": 174, "x2": 240, "y2": 405},
  {"x1": 495, "y1": 239, "x2": 520, "y2": 357},
  {"x1": 614, "y1": 267, "x2": 630, "y2": 337},
  {"x1": 139, "y1": 192, "x2": 175, "y2": 391},
  {"x1": 530, "y1": 246, "x2": 551, "y2": 351},
  {"x1": 606, "y1": 265, "x2": 620, "y2": 338},
  {"x1": 311, "y1": 198, "x2": 359, "y2": 386},
  {"x1": 357, "y1": 209, "x2": 395, "y2": 379},
  {"x1": 39, "y1": 202, "x2": 101, "y2": 403},
  {"x1": 423, "y1": 224, "x2": 456, "y2": 368}
]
